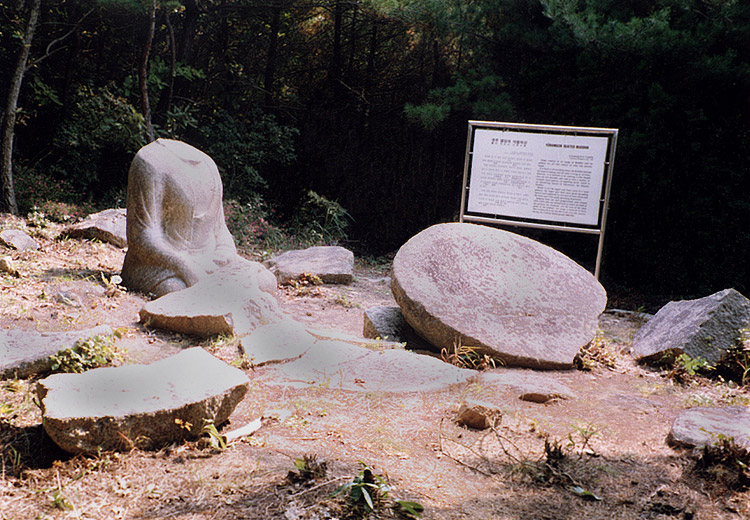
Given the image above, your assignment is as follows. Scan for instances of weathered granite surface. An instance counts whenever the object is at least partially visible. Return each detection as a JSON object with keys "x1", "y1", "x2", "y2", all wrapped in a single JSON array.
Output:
[
  {"x1": 37, "y1": 348, "x2": 249, "y2": 454},
  {"x1": 391, "y1": 223, "x2": 606, "y2": 369},
  {"x1": 121, "y1": 139, "x2": 273, "y2": 297},
  {"x1": 266, "y1": 331, "x2": 474, "y2": 392},
  {"x1": 0, "y1": 325, "x2": 113, "y2": 379},
  {"x1": 0, "y1": 228, "x2": 39, "y2": 251},
  {"x1": 63, "y1": 208, "x2": 127, "y2": 248},
  {"x1": 139, "y1": 265, "x2": 282, "y2": 337},
  {"x1": 265, "y1": 246, "x2": 354, "y2": 285},
  {"x1": 667, "y1": 406, "x2": 750, "y2": 450},
  {"x1": 631, "y1": 288, "x2": 750, "y2": 365}
]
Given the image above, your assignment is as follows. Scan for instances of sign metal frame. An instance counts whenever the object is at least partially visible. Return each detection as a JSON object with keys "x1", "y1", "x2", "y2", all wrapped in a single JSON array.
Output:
[{"x1": 459, "y1": 120, "x2": 618, "y2": 279}]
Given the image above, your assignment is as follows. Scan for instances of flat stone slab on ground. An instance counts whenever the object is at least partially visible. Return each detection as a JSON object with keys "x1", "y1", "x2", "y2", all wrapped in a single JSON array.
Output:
[
  {"x1": 37, "y1": 348, "x2": 249, "y2": 454},
  {"x1": 476, "y1": 370, "x2": 577, "y2": 403},
  {"x1": 0, "y1": 325, "x2": 112, "y2": 379},
  {"x1": 62, "y1": 208, "x2": 127, "y2": 248},
  {"x1": 391, "y1": 223, "x2": 607, "y2": 369},
  {"x1": 0, "y1": 228, "x2": 39, "y2": 251},
  {"x1": 631, "y1": 288, "x2": 750, "y2": 366},
  {"x1": 140, "y1": 265, "x2": 283, "y2": 337},
  {"x1": 265, "y1": 246, "x2": 354, "y2": 285},
  {"x1": 265, "y1": 332, "x2": 474, "y2": 392},
  {"x1": 667, "y1": 406, "x2": 750, "y2": 450}
]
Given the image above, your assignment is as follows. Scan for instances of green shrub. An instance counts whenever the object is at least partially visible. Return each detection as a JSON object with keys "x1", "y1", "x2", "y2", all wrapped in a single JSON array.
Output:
[
  {"x1": 49, "y1": 333, "x2": 125, "y2": 374},
  {"x1": 290, "y1": 190, "x2": 352, "y2": 246},
  {"x1": 224, "y1": 197, "x2": 285, "y2": 251}
]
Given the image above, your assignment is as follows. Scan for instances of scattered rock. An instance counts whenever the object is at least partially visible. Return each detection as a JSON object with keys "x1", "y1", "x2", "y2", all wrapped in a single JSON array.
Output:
[
  {"x1": 121, "y1": 139, "x2": 275, "y2": 297},
  {"x1": 362, "y1": 306, "x2": 431, "y2": 349},
  {"x1": 265, "y1": 246, "x2": 354, "y2": 285},
  {"x1": 0, "y1": 255, "x2": 19, "y2": 277},
  {"x1": 140, "y1": 265, "x2": 283, "y2": 337},
  {"x1": 455, "y1": 399, "x2": 502, "y2": 429},
  {"x1": 39, "y1": 280, "x2": 107, "y2": 309},
  {"x1": 631, "y1": 288, "x2": 750, "y2": 366},
  {"x1": 476, "y1": 370, "x2": 576, "y2": 403},
  {"x1": 0, "y1": 228, "x2": 39, "y2": 251},
  {"x1": 36, "y1": 348, "x2": 249, "y2": 454},
  {"x1": 0, "y1": 325, "x2": 113, "y2": 379},
  {"x1": 62, "y1": 208, "x2": 127, "y2": 248},
  {"x1": 667, "y1": 406, "x2": 750, "y2": 450},
  {"x1": 391, "y1": 223, "x2": 606, "y2": 369}
]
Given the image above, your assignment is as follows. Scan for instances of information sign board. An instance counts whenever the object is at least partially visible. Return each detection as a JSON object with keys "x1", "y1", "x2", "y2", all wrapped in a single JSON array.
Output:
[{"x1": 459, "y1": 121, "x2": 618, "y2": 278}]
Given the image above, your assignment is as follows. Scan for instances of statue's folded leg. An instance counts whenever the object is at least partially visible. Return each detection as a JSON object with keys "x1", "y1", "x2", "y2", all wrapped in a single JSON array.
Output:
[{"x1": 151, "y1": 276, "x2": 189, "y2": 298}]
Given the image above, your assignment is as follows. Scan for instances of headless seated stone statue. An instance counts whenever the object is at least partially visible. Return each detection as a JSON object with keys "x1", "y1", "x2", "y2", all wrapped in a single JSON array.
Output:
[{"x1": 121, "y1": 139, "x2": 276, "y2": 298}]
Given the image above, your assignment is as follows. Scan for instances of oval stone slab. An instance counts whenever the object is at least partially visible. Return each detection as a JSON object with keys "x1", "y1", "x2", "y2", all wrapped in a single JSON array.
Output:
[{"x1": 391, "y1": 223, "x2": 606, "y2": 369}]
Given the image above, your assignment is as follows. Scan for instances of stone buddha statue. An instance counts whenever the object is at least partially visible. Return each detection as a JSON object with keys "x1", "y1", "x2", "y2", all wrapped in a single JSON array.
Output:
[{"x1": 121, "y1": 139, "x2": 276, "y2": 298}]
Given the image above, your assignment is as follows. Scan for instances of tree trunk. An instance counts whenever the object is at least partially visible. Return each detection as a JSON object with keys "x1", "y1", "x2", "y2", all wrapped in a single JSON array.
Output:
[
  {"x1": 1, "y1": 0, "x2": 42, "y2": 215},
  {"x1": 263, "y1": 1, "x2": 283, "y2": 107},
  {"x1": 139, "y1": 0, "x2": 157, "y2": 143},
  {"x1": 155, "y1": 8, "x2": 176, "y2": 118}
]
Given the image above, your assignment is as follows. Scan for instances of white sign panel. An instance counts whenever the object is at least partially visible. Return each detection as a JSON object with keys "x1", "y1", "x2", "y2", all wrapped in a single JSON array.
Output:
[{"x1": 466, "y1": 128, "x2": 609, "y2": 226}]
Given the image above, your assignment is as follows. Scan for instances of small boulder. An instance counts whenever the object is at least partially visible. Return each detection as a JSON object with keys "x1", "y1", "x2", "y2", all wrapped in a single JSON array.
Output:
[
  {"x1": 139, "y1": 265, "x2": 282, "y2": 337},
  {"x1": 667, "y1": 406, "x2": 750, "y2": 450},
  {"x1": 0, "y1": 255, "x2": 19, "y2": 276},
  {"x1": 631, "y1": 288, "x2": 750, "y2": 366},
  {"x1": 36, "y1": 348, "x2": 249, "y2": 454},
  {"x1": 391, "y1": 223, "x2": 606, "y2": 369},
  {"x1": 0, "y1": 325, "x2": 113, "y2": 379},
  {"x1": 265, "y1": 246, "x2": 354, "y2": 285},
  {"x1": 0, "y1": 229, "x2": 39, "y2": 251},
  {"x1": 62, "y1": 208, "x2": 127, "y2": 248},
  {"x1": 455, "y1": 399, "x2": 502, "y2": 430}
]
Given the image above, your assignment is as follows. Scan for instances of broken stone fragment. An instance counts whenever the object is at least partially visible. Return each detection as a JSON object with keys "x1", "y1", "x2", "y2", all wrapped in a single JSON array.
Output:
[
  {"x1": 455, "y1": 399, "x2": 502, "y2": 430},
  {"x1": 0, "y1": 325, "x2": 113, "y2": 379},
  {"x1": 265, "y1": 246, "x2": 354, "y2": 285},
  {"x1": 0, "y1": 228, "x2": 39, "y2": 251},
  {"x1": 0, "y1": 255, "x2": 19, "y2": 277},
  {"x1": 62, "y1": 208, "x2": 127, "y2": 248},
  {"x1": 36, "y1": 348, "x2": 249, "y2": 454},
  {"x1": 631, "y1": 288, "x2": 750, "y2": 366},
  {"x1": 667, "y1": 406, "x2": 750, "y2": 450},
  {"x1": 139, "y1": 265, "x2": 283, "y2": 337}
]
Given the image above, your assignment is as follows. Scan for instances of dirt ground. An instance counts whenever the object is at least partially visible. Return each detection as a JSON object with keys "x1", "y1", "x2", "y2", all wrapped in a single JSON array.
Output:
[{"x1": 1, "y1": 217, "x2": 750, "y2": 520}]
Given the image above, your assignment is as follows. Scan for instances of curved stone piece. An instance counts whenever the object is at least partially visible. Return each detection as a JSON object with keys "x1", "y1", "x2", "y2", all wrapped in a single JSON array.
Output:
[
  {"x1": 139, "y1": 265, "x2": 283, "y2": 337},
  {"x1": 121, "y1": 139, "x2": 274, "y2": 297},
  {"x1": 36, "y1": 348, "x2": 249, "y2": 454},
  {"x1": 265, "y1": 246, "x2": 354, "y2": 285},
  {"x1": 63, "y1": 208, "x2": 127, "y2": 248},
  {"x1": 391, "y1": 223, "x2": 607, "y2": 369},
  {"x1": 667, "y1": 406, "x2": 750, "y2": 450}
]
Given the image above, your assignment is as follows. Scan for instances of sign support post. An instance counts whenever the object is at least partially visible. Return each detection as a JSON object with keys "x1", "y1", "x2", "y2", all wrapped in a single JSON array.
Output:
[{"x1": 459, "y1": 121, "x2": 618, "y2": 279}]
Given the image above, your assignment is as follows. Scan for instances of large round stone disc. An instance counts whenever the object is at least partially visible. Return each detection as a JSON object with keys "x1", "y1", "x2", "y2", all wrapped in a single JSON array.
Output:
[{"x1": 391, "y1": 223, "x2": 606, "y2": 369}]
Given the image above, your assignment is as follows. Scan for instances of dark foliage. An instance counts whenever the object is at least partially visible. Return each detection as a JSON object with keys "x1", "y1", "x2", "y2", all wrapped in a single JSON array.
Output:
[{"x1": 1, "y1": 0, "x2": 747, "y2": 298}]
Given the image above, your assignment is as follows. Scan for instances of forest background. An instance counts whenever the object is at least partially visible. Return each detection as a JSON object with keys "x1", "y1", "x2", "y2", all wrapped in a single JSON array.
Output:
[{"x1": 0, "y1": 0, "x2": 747, "y2": 305}]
